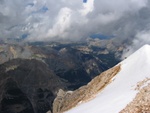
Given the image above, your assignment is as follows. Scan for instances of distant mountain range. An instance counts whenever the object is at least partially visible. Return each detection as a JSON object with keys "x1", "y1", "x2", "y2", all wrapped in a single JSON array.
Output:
[{"x1": 0, "y1": 39, "x2": 123, "y2": 113}]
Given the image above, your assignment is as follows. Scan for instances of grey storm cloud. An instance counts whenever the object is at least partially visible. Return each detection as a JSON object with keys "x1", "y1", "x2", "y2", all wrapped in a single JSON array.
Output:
[{"x1": 0, "y1": 0, "x2": 150, "y2": 56}]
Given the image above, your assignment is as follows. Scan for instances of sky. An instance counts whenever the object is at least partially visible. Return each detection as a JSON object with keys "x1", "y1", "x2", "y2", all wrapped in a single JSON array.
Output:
[{"x1": 0, "y1": 0, "x2": 150, "y2": 56}]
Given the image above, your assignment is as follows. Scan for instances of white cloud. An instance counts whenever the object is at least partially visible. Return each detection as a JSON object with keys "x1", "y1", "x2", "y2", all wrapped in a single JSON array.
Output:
[
  {"x1": 46, "y1": 7, "x2": 72, "y2": 40},
  {"x1": 0, "y1": 0, "x2": 149, "y2": 44},
  {"x1": 80, "y1": 0, "x2": 94, "y2": 16},
  {"x1": 122, "y1": 30, "x2": 150, "y2": 59}
]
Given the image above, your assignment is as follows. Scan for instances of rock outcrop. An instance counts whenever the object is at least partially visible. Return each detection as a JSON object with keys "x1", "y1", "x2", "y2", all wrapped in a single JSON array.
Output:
[
  {"x1": 120, "y1": 78, "x2": 150, "y2": 113},
  {"x1": 53, "y1": 65, "x2": 121, "y2": 113}
]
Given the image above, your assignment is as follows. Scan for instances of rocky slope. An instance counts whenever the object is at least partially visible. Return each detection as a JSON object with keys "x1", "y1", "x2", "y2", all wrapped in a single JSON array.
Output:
[
  {"x1": 53, "y1": 65, "x2": 121, "y2": 113},
  {"x1": 120, "y1": 78, "x2": 150, "y2": 113}
]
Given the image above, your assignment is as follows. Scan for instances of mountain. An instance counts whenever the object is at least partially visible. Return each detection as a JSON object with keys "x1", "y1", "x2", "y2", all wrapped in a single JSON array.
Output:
[
  {"x1": 0, "y1": 40, "x2": 121, "y2": 113},
  {"x1": 53, "y1": 44, "x2": 150, "y2": 113},
  {"x1": 0, "y1": 59, "x2": 66, "y2": 113},
  {"x1": 0, "y1": 41, "x2": 120, "y2": 90}
]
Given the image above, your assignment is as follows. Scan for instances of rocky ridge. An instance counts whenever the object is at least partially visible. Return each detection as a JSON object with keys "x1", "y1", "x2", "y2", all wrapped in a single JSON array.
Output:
[
  {"x1": 53, "y1": 65, "x2": 121, "y2": 113},
  {"x1": 53, "y1": 44, "x2": 150, "y2": 113}
]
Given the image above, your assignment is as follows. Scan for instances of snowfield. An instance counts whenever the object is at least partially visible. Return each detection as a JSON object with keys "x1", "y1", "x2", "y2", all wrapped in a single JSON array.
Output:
[{"x1": 65, "y1": 44, "x2": 150, "y2": 113}]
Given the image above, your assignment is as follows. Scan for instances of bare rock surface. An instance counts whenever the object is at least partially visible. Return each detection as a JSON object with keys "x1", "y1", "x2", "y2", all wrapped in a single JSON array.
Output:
[
  {"x1": 120, "y1": 78, "x2": 150, "y2": 113},
  {"x1": 53, "y1": 65, "x2": 121, "y2": 113}
]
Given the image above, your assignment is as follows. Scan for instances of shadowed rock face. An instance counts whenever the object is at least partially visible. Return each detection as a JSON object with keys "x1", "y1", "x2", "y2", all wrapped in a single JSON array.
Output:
[
  {"x1": 0, "y1": 59, "x2": 66, "y2": 113},
  {"x1": 1, "y1": 78, "x2": 34, "y2": 113}
]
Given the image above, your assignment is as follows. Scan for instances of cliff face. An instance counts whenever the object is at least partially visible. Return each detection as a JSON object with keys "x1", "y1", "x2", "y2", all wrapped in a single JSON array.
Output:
[{"x1": 53, "y1": 65, "x2": 121, "y2": 113}]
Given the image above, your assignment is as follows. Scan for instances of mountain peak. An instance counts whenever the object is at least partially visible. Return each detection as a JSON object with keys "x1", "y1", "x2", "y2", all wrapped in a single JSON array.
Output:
[
  {"x1": 120, "y1": 44, "x2": 150, "y2": 67},
  {"x1": 134, "y1": 44, "x2": 150, "y2": 54},
  {"x1": 141, "y1": 44, "x2": 150, "y2": 48},
  {"x1": 129, "y1": 44, "x2": 150, "y2": 56}
]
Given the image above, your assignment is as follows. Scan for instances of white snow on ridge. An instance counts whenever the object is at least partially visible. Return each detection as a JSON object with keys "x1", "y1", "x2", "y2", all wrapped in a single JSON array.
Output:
[{"x1": 65, "y1": 44, "x2": 150, "y2": 113}]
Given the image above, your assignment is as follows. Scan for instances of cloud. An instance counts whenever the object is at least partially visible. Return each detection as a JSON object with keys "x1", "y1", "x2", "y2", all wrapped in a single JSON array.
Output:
[
  {"x1": 28, "y1": 7, "x2": 73, "y2": 41},
  {"x1": 0, "y1": 0, "x2": 150, "y2": 49},
  {"x1": 80, "y1": 0, "x2": 94, "y2": 16},
  {"x1": 122, "y1": 30, "x2": 150, "y2": 59}
]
